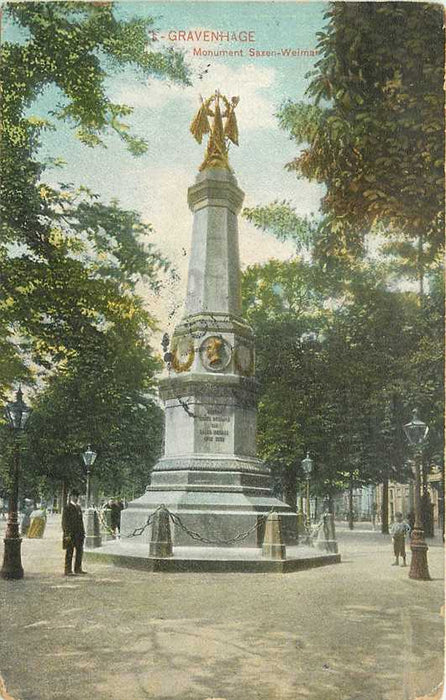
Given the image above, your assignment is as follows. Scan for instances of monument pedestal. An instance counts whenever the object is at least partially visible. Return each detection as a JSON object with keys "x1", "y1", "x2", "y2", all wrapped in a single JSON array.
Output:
[
  {"x1": 86, "y1": 542, "x2": 341, "y2": 573},
  {"x1": 91, "y1": 98, "x2": 342, "y2": 570},
  {"x1": 121, "y1": 168, "x2": 298, "y2": 547}
]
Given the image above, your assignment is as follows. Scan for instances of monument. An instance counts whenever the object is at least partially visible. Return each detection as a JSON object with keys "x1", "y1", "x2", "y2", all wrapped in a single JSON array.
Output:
[{"x1": 120, "y1": 91, "x2": 299, "y2": 547}]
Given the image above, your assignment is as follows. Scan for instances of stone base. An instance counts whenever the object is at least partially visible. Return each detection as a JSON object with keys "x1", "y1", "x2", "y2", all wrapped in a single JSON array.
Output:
[
  {"x1": 0, "y1": 537, "x2": 24, "y2": 579},
  {"x1": 84, "y1": 509, "x2": 102, "y2": 549},
  {"x1": 121, "y1": 458, "x2": 299, "y2": 548},
  {"x1": 316, "y1": 539, "x2": 338, "y2": 554},
  {"x1": 85, "y1": 541, "x2": 341, "y2": 573}
]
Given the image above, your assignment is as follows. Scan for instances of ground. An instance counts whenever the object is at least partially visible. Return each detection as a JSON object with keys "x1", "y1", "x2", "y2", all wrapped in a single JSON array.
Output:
[{"x1": 0, "y1": 517, "x2": 443, "y2": 700}]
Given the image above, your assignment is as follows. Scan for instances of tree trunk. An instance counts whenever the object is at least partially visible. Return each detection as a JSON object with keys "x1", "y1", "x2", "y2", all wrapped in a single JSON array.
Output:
[
  {"x1": 348, "y1": 472, "x2": 354, "y2": 530},
  {"x1": 283, "y1": 464, "x2": 297, "y2": 512},
  {"x1": 418, "y1": 232, "x2": 424, "y2": 299},
  {"x1": 442, "y1": 470, "x2": 445, "y2": 543},
  {"x1": 60, "y1": 481, "x2": 67, "y2": 513},
  {"x1": 381, "y1": 477, "x2": 389, "y2": 534}
]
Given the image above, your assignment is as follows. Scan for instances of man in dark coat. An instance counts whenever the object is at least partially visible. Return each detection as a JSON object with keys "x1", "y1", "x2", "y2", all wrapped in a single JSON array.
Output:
[
  {"x1": 62, "y1": 490, "x2": 87, "y2": 576},
  {"x1": 109, "y1": 499, "x2": 123, "y2": 536}
]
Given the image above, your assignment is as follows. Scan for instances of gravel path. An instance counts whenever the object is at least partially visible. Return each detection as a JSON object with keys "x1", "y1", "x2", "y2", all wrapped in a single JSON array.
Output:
[{"x1": 0, "y1": 517, "x2": 443, "y2": 700}]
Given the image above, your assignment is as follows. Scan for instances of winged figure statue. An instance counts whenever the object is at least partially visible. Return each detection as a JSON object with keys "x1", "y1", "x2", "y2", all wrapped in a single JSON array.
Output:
[{"x1": 190, "y1": 90, "x2": 240, "y2": 171}]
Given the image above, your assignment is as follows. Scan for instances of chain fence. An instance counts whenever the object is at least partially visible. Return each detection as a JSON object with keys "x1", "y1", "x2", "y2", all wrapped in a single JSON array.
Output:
[
  {"x1": 94, "y1": 504, "x2": 275, "y2": 546},
  {"x1": 166, "y1": 507, "x2": 273, "y2": 546},
  {"x1": 123, "y1": 507, "x2": 160, "y2": 539},
  {"x1": 97, "y1": 508, "x2": 115, "y2": 537},
  {"x1": 95, "y1": 504, "x2": 160, "y2": 540}
]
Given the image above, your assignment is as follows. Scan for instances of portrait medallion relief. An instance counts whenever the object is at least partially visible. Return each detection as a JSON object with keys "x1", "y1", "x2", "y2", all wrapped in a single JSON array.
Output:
[
  {"x1": 171, "y1": 336, "x2": 195, "y2": 373},
  {"x1": 199, "y1": 335, "x2": 232, "y2": 372},
  {"x1": 234, "y1": 341, "x2": 254, "y2": 376}
]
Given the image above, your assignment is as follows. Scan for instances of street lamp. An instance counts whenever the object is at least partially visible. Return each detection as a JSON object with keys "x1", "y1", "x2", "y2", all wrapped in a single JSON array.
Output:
[
  {"x1": 1, "y1": 387, "x2": 32, "y2": 580},
  {"x1": 81, "y1": 445, "x2": 101, "y2": 549},
  {"x1": 82, "y1": 445, "x2": 97, "y2": 508},
  {"x1": 301, "y1": 452, "x2": 313, "y2": 527},
  {"x1": 403, "y1": 409, "x2": 430, "y2": 581}
]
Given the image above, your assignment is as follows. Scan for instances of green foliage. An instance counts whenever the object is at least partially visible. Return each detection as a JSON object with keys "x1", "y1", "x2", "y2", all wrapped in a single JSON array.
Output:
[
  {"x1": 24, "y1": 331, "x2": 164, "y2": 498},
  {"x1": 278, "y1": 2, "x2": 444, "y2": 262},
  {"x1": 1, "y1": 185, "x2": 166, "y2": 377},
  {"x1": 244, "y1": 4, "x2": 445, "y2": 501},
  {"x1": 0, "y1": 3, "x2": 191, "y2": 494},
  {"x1": 243, "y1": 201, "x2": 317, "y2": 252},
  {"x1": 0, "y1": 2, "x2": 190, "y2": 395},
  {"x1": 242, "y1": 256, "x2": 444, "y2": 499}
]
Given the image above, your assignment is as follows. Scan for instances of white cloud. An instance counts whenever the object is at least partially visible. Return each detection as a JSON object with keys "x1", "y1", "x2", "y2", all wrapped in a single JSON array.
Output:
[
  {"x1": 192, "y1": 63, "x2": 277, "y2": 131},
  {"x1": 238, "y1": 217, "x2": 295, "y2": 269},
  {"x1": 112, "y1": 61, "x2": 277, "y2": 132}
]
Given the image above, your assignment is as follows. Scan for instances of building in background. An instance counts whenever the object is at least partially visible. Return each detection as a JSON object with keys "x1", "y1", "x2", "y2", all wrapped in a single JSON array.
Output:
[
  {"x1": 332, "y1": 485, "x2": 376, "y2": 521},
  {"x1": 330, "y1": 471, "x2": 443, "y2": 531}
]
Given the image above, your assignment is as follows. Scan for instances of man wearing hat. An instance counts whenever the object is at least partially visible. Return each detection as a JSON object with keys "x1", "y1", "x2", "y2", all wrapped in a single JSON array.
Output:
[{"x1": 62, "y1": 490, "x2": 87, "y2": 576}]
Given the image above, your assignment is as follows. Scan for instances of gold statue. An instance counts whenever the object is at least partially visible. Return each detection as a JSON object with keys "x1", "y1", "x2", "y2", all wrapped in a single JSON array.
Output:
[{"x1": 190, "y1": 91, "x2": 240, "y2": 171}]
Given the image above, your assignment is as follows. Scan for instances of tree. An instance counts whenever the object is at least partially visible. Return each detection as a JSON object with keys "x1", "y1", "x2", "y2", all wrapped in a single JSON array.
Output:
[
  {"x1": 277, "y1": 2, "x2": 444, "y2": 265},
  {"x1": 243, "y1": 201, "x2": 317, "y2": 254},
  {"x1": 243, "y1": 3, "x2": 444, "y2": 523},
  {"x1": 0, "y1": 2, "x2": 190, "y2": 394},
  {"x1": 21, "y1": 316, "x2": 164, "y2": 501},
  {"x1": 241, "y1": 251, "x2": 438, "y2": 520}
]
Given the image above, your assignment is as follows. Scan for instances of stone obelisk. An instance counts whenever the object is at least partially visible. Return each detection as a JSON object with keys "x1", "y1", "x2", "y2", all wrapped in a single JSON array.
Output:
[{"x1": 121, "y1": 92, "x2": 298, "y2": 546}]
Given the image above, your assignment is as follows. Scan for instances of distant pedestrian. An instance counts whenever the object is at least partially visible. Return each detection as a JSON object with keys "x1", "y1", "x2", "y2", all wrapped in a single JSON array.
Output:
[
  {"x1": 62, "y1": 490, "x2": 87, "y2": 576},
  {"x1": 371, "y1": 502, "x2": 378, "y2": 530},
  {"x1": 110, "y1": 498, "x2": 123, "y2": 536},
  {"x1": 390, "y1": 512, "x2": 411, "y2": 567},
  {"x1": 20, "y1": 499, "x2": 34, "y2": 536},
  {"x1": 407, "y1": 510, "x2": 415, "y2": 532}
]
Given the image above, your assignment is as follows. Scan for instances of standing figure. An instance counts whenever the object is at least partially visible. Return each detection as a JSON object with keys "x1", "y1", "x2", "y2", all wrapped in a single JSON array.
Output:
[
  {"x1": 390, "y1": 511, "x2": 411, "y2": 567},
  {"x1": 109, "y1": 499, "x2": 122, "y2": 537},
  {"x1": 407, "y1": 510, "x2": 415, "y2": 533},
  {"x1": 62, "y1": 490, "x2": 87, "y2": 576},
  {"x1": 371, "y1": 501, "x2": 378, "y2": 530},
  {"x1": 20, "y1": 499, "x2": 34, "y2": 536}
]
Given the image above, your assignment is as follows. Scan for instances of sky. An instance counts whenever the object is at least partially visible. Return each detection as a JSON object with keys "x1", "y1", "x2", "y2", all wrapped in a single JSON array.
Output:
[{"x1": 6, "y1": 1, "x2": 327, "y2": 338}]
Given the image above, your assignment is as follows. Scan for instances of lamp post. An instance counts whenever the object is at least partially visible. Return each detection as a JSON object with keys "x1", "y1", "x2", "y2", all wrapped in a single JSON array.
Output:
[
  {"x1": 403, "y1": 409, "x2": 430, "y2": 581},
  {"x1": 301, "y1": 452, "x2": 313, "y2": 527},
  {"x1": 82, "y1": 445, "x2": 96, "y2": 508},
  {"x1": 82, "y1": 445, "x2": 101, "y2": 549},
  {"x1": 1, "y1": 388, "x2": 32, "y2": 580}
]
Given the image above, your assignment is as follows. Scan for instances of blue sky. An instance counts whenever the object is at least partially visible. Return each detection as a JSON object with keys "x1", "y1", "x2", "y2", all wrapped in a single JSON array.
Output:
[{"x1": 5, "y1": 1, "x2": 327, "y2": 333}]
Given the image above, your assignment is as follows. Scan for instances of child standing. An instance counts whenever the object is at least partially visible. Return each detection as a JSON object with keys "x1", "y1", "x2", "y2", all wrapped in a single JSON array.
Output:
[{"x1": 390, "y1": 512, "x2": 411, "y2": 567}]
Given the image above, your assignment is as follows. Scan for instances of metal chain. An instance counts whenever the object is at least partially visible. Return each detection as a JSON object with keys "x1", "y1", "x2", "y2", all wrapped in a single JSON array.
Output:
[
  {"x1": 97, "y1": 508, "x2": 116, "y2": 536},
  {"x1": 92, "y1": 505, "x2": 160, "y2": 541},
  {"x1": 97, "y1": 504, "x2": 275, "y2": 545},
  {"x1": 95, "y1": 505, "x2": 154, "y2": 539},
  {"x1": 166, "y1": 507, "x2": 273, "y2": 546},
  {"x1": 124, "y1": 509, "x2": 157, "y2": 539}
]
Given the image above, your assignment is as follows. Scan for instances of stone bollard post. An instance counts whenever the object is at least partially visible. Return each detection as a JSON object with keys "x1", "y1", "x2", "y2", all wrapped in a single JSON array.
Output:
[
  {"x1": 149, "y1": 507, "x2": 173, "y2": 558},
  {"x1": 296, "y1": 511, "x2": 306, "y2": 538},
  {"x1": 84, "y1": 508, "x2": 102, "y2": 549},
  {"x1": 262, "y1": 512, "x2": 286, "y2": 560},
  {"x1": 316, "y1": 512, "x2": 338, "y2": 554}
]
